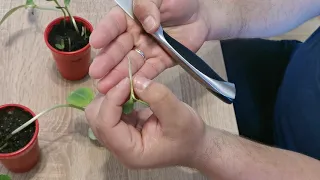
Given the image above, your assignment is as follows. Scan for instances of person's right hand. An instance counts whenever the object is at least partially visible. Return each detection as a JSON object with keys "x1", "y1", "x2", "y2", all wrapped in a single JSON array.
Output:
[
  {"x1": 85, "y1": 76, "x2": 207, "y2": 169},
  {"x1": 89, "y1": 0, "x2": 211, "y2": 94}
]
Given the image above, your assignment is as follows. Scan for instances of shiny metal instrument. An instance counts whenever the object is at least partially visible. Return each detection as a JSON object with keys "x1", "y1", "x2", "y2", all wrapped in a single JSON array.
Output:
[{"x1": 114, "y1": 0, "x2": 236, "y2": 104}]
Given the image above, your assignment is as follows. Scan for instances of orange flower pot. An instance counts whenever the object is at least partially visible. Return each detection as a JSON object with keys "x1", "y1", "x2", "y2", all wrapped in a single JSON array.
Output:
[
  {"x1": 0, "y1": 104, "x2": 40, "y2": 173},
  {"x1": 44, "y1": 16, "x2": 93, "y2": 81}
]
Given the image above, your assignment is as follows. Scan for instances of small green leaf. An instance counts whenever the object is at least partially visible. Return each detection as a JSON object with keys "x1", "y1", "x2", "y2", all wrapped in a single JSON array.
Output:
[
  {"x1": 0, "y1": 175, "x2": 11, "y2": 180},
  {"x1": 122, "y1": 98, "x2": 134, "y2": 114},
  {"x1": 55, "y1": 43, "x2": 64, "y2": 50},
  {"x1": 67, "y1": 88, "x2": 94, "y2": 107},
  {"x1": 0, "y1": 5, "x2": 26, "y2": 26},
  {"x1": 88, "y1": 128, "x2": 97, "y2": 140},
  {"x1": 64, "y1": 0, "x2": 71, "y2": 7},
  {"x1": 26, "y1": 0, "x2": 35, "y2": 6}
]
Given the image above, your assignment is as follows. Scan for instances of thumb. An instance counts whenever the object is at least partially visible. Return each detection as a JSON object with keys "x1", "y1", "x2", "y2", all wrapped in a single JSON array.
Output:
[
  {"x1": 133, "y1": 76, "x2": 183, "y2": 125},
  {"x1": 133, "y1": 0, "x2": 162, "y2": 33}
]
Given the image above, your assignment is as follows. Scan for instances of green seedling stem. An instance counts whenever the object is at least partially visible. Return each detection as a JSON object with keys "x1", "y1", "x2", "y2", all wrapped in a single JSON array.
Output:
[{"x1": 0, "y1": 87, "x2": 94, "y2": 151}]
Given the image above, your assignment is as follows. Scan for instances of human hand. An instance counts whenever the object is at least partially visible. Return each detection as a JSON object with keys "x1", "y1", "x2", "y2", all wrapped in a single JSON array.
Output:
[
  {"x1": 89, "y1": 0, "x2": 211, "y2": 94},
  {"x1": 85, "y1": 76, "x2": 206, "y2": 168}
]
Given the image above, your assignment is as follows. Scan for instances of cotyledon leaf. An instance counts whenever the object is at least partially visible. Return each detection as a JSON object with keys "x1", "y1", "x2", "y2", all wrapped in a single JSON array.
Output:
[
  {"x1": 26, "y1": 0, "x2": 35, "y2": 5},
  {"x1": 122, "y1": 98, "x2": 135, "y2": 115},
  {"x1": 64, "y1": 0, "x2": 71, "y2": 6},
  {"x1": 0, "y1": 175, "x2": 11, "y2": 180},
  {"x1": 88, "y1": 128, "x2": 97, "y2": 140},
  {"x1": 0, "y1": 5, "x2": 26, "y2": 26},
  {"x1": 66, "y1": 87, "x2": 95, "y2": 107}
]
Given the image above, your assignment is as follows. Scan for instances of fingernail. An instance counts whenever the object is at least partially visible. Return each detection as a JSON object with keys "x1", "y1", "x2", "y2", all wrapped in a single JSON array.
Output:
[
  {"x1": 134, "y1": 76, "x2": 151, "y2": 91},
  {"x1": 116, "y1": 77, "x2": 129, "y2": 88},
  {"x1": 143, "y1": 16, "x2": 155, "y2": 32}
]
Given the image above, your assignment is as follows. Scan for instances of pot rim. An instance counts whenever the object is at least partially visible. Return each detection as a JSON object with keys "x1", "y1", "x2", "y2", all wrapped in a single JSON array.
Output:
[
  {"x1": 0, "y1": 104, "x2": 39, "y2": 158},
  {"x1": 44, "y1": 16, "x2": 93, "y2": 56}
]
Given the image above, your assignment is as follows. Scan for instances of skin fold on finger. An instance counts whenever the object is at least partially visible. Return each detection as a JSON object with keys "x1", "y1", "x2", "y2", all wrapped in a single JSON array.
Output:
[
  {"x1": 133, "y1": 0, "x2": 162, "y2": 33},
  {"x1": 120, "y1": 108, "x2": 153, "y2": 131},
  {"x1": 134, "y1": 57, "x2": 170, "y2": 80},
  {"x1": 133, "y1": 76, "x2": 186, "y2": 128},
  {"x1": 89, "y1": 32, "x2": 134, "y2": 79},
  {"x1": 96, "y1": 49, "x2": 146, "y2": 94},
  {"x1": 89, "y1": 6, "x2": 127, "y2": 49},
  {"x1": 135, "y1": 108, "x2": 153, "y2": 130},
  {"x1": 121, "y1": 111, "x2": 139, "y2": 127}
]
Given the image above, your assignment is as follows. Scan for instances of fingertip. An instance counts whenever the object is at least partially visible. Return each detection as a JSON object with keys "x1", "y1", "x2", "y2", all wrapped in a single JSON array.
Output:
[
  {"x1": 90, "y1": 7, "x2": 127, "y2": 49},
  {"x1": 133, "y1": 0, "x2": 161, "y2": 33},
  {"x1": 88, "y1": 57, "x2": 106, "y2": 79},
  {"x1": 89, "y1": 30, "x2": 103, "y2": 49}
]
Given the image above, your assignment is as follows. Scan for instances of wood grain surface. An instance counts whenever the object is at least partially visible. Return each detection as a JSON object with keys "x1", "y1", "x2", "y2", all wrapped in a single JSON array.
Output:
[{"x1": 0, "y1": 0, "x2": 238, "y2": 179}]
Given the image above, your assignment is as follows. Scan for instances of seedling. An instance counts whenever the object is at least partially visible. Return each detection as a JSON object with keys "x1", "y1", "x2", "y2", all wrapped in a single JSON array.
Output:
[
  {"x1": 0, "y1": 87, "x2": 95, "y2": 151},
  {"x1": 0, "y1": 0, "x2": 90, "y2": 52},
  {"x1": 0, "y1": 174, "x2": 10, "y2": 180},
  {"x1": 0, "y1": 57, "x2": 148, "y2": 150},
  {"x1": 122, "y1": 56, "x2": 148, "y2": 114}
]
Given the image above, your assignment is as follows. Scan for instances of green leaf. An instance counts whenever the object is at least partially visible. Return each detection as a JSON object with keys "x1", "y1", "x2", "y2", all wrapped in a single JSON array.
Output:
[
  {"x1": 0, "y1": 175, "x2": 11, "y2": 180},
  {"x1": 55, "y1": 44, "x2": 64, "y2": 50},
  {"x1": 64, "y1": 0, "x2": 71, "y2": 7},
  {"x1": 122, "y1": 98, "x2": 134, "y2": 114},
  {"x1": 26, "y1": 0, "x2": 35, "y2": 6},
  {"x1": 88, "y1": 128, "x2": 97, "y2": 140},
  {"x1": 67, "y1": 88, "x2": 94, "y2": 107},
  {"x1": 0, "y1": 5, "x2": 26, "y2": 26}
]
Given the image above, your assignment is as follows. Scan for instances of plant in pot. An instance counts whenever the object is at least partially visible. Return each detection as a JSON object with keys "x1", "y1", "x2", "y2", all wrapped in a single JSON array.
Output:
[
  {"x1": 0, "y1": 88, "x2": 94, "y2": 173},
  {"x1": 0, "y1": 58, "x2": 148, "y2": 173},
  {"x1": 0, "y1": 0, "x2": 93, "y2": 81}
]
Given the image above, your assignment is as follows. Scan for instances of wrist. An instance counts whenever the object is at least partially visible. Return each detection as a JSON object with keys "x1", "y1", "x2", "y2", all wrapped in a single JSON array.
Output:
[
  {"x1": 188, "y1": 125, "x2": 226, "y2": 178},
  {"x1": 200, "y1": 0, "x2": 245, "y2": 40}
]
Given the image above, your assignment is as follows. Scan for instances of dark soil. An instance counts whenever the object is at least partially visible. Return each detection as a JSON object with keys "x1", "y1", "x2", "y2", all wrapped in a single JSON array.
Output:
[
  {"x1": 0, "y1": 106, "x2": 35, "y2": 154},
  {"x1": 48, "y1": 19, "x2": 91, "y2": 52}
]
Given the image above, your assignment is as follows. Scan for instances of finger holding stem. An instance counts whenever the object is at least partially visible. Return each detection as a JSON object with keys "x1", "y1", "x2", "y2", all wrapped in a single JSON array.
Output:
[{"x1": 122, "y1": 56, "x2": 149, "y2": 114}]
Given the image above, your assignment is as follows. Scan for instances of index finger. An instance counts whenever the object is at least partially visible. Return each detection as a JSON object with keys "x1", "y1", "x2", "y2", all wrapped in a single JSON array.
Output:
[{"x1": 89, "y1": 6, "x2": 127, "y2": 49}]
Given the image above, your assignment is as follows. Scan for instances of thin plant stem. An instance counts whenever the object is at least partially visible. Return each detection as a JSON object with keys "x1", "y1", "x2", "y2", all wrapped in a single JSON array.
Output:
[
  {"x1": 127, "y1": 56, "x2": 149, "y2": 106},
  {"x1": 0, "y1": 104, "x2": 84, "y2": 151},
  {"x1": 11, "y1": 104, "x2": 84, "y2": 136},
  {"x1": 63, "y1": 6, "x2": 80, "y2": 33},
  {"x1": 128, "y1": 56, "x2": 135, "y2": 99},
  {"x1": 52, "y1": 0, "x2": 67, "y2": 25},
  {"x1": 34, "y1": 6, "x2": 60, "y2": 11}
]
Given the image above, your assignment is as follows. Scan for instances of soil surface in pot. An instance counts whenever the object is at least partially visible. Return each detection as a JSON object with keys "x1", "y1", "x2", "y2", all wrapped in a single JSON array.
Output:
[
  {"x1": 0, "y1": 107, "x2": 35, "y2": 154},
  {"x1": 48, "y1": 19, "x2": 91, "y2": 52}
]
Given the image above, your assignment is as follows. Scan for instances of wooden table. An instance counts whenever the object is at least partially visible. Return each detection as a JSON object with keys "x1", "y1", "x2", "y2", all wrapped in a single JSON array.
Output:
[{"x1": 0, "y1": 0, "x2": 238, "y2": 179}]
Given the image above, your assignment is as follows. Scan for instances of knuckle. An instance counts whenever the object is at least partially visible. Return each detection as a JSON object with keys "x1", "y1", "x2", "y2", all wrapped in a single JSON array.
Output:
[{"x1": 148, "y1": 83, "x2": 171, "y2": 104}]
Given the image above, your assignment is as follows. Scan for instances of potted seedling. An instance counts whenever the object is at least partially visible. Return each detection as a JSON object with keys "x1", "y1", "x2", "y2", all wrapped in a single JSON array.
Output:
[
  {"x1": 0, "y1": 87, "x2": 94, "y2": 173},
  {"x1": 0, "y1": 57, "x2": 147, "y2": 172},
  {"x1": 0, "y1": 0, "x2": 93, "y2": 81}
]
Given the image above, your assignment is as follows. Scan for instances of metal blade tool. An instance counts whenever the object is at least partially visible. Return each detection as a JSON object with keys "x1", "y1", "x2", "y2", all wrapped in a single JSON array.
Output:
[{"x1": 114, "y1": 0, "x2": 236, "y2": 104}]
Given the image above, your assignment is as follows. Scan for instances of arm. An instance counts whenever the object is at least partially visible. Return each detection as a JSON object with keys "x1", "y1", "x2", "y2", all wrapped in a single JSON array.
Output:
[
  {"x1": 201, "y1": 0, "x2": 320, "y2": 39},
  {"x1": 191, "y1": 126, "x2": 320, "y2": 180}
]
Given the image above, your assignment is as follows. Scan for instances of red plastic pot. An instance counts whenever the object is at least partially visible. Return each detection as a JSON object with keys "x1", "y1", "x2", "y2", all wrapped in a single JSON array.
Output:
[
  {"x1": 44, "y1": 16, "x2": 93, "y2": 81},
  {"x1": 0, "y1": 104, "x2": 40, "y2": 173}
]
